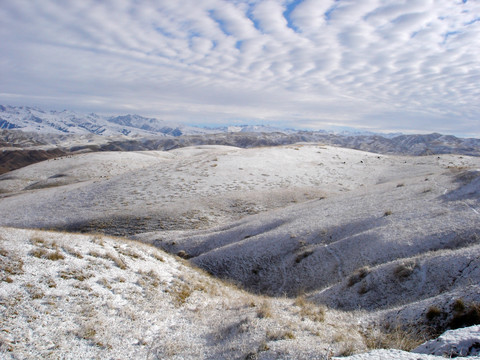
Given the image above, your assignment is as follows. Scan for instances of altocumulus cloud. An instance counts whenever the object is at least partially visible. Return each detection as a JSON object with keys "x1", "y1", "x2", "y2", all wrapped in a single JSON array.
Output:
[{"x1": 0, "y1": 0, "x2": 479, "y2": 135}]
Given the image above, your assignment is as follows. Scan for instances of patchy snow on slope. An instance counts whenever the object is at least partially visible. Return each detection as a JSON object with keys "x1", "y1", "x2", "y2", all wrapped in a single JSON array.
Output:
[
  {"x1": 3, "y1": 144, "x2": 478, "y2": 236},
  {"x1": 333, "y1": 348, "x2": 477, "y2": 360},
  {"x1": 336, "y1": 326, "x2": 480, "y2": 360},
  {"x1": 413, "y1": 325, "x2": 480, "y2": 357},
  {"x1": 0, "y1": 227, "x2": 376, "y2": 359}
]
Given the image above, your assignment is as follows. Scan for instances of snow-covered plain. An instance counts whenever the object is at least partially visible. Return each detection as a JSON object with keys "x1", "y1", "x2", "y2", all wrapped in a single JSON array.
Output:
[{"x1": 1, "y1": 143, "x2": 480, "y2": 359}]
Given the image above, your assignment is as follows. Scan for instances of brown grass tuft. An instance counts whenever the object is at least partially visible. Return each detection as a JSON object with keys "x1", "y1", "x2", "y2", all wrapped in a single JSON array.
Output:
[
  {"x1": 295, "y1": 296, "x2": 326, "y2": 322},
  {"x1": 363, "y1": 324, "x2": 425, "y2": 351},
  {"x1": 257, "y1": 301, "x2": 273, "y2": 319},
  {"x1": 348, "y1": 266, "x2": 370, "y2": 287}
]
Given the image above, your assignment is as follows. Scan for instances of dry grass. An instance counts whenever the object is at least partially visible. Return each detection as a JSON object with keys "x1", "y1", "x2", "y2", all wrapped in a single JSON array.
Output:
[
  {"x1": 256, "y1": 301, "x2": 273, "y2": 319},
  {"x1": 426, "y1": 305, "x2": 443, "y2": 321},
  {"x1": 88, "y1": 250, "x2": 127, "y2": 269},
  {"x1": 295, "y1": 296, "x2": 326, "y2": 322},
  {"x1": 137, "y1": 269, "x2": 162, "y2": 290},
  {"x1": 105, "y1": 252, "x2": 127, "y2": 270},
  {"x1": 150, "y1": 252, "x2": 165, "y2": 262},
  {"x1": 59, "y1": 268, "x2": 94, "y2": 282},
  {"x1": 29, "y1": 247, "x2": 65, "y2": 261},
  {"x1": 347, "y1": 266, "x2": 370, "y2": 287},
  {"x1": 115, "y1": 246, "x2": 143, "y2": 260},
  {"x1": 266, "y1": 329, "x2": 296, "y2": 341},
  {"x1": 0, "y1": 247, "x2": 24, "y2": 276},
  {"x1": 362, "y1": 324, "x2": 425, "y2": 351},
  {"x1": 170, "y1": 282, "x2": 193, "y2": 306},
  {"x1": 62, "y1": 245, "x2": 84, "y2": 259},
  {"x1": 393, "y1": 260, "x2": 417, "y2": 280}
]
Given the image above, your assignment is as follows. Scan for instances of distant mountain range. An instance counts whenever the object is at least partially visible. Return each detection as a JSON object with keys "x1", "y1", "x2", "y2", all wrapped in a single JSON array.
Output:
[
  {"x1": 0, "y1": 105, "x2": 212, "y2": 136},
  {"x1": 0, "y1": 105, "x2": 292, "y2": 137},
  {"x1": 1, "y1": 105, "x2": 480, "y2": 159}
]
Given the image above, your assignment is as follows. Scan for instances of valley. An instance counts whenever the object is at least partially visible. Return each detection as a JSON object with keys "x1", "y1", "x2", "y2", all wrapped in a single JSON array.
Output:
[{"x1": 1, "y1": 133, "x2": 480, "y2": 359}]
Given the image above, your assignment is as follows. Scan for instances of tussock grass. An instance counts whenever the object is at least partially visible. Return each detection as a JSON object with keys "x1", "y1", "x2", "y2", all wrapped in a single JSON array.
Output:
[
  {"x1": 266, "y1": 329, "x2": 296, "y2": 341},
  {"x1": 170, "y1": 282, "x2": 193, "y2": 306},
  {"x1": 29, "y1": 247, "x2": 65, "y2": 261},
  {"x1": 0, "y1": 247, "x2": 24, "y2": 277},
  {"x1": 87, "y1": 250, "x2": 127, "y2": 269},
  {"x1": 115, "y1": 246, "x2": 143, "y2": 260},
  {"x1": 106, "y1": 252, "x2": 127, "y2": 269},
  {"x1": 362, "y1": 324, "x2": 425, "y2": 351},
  {"x1": 62, "y1": 244, "x2": 83, "y2": 258},
  {"x1": 59, "y1": 268, "x2": 94, "y2": 282},
  {"x1": 256, "y1": 301, "x2": 273, "y2": 319},
  {"x1": 295, "y1": 296, "x2": 326, "y2": 322},
  {"x1": 347, "y1": 266, "x2": 370, "y2": 287},
  {"x1": 393, "y1": 260, "x2": 417, "y2": 279},
  {"x1": 150, "y1": 252, "x2": 165, "y2": 262}
]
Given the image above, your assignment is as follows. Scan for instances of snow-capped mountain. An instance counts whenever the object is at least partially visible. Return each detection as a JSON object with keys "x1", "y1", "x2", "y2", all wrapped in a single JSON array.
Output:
[
  {"x1": 0, "y1": 105, "x2": 216, "y2": 137},
  {"x1": 225, "y1": 124, "x2": 295, "y2": 134}
]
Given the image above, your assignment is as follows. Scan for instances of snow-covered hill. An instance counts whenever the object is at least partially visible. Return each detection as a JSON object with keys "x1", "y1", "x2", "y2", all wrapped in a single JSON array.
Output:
[
  {"x1": 0, "y1": 227, "x2": 367, "y2": 359},
  {"x1": 1, "y1": 143, "x2": 480, "y2": 358},
  {"x1": 2, "y1": 229, "x2": 479, "y2": 359}
]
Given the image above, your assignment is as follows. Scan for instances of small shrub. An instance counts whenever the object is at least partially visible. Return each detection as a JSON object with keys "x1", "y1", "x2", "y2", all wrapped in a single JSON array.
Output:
[
  {"x1": 177, "y1": 250, "x2": 190, "y2": 259},
  {"x1": 46, "y1": 277, "x2": 57, "y2": 288},
  {"x1": 46, "y1": 250, "x2": 65, "y2": 261},
  {"x1": 336, "y1": 344, "x2": 356, "y2": 357},
  {"x1": 295, "y1": 250, "x2": 314, "y2": 264},
  {"x1": 30, "y1": 236, "x2": 46, "y2": 246},
  {"x1": 452, "y1": 298, "x2": 465, "y2": 313},
  {"x1": 449, "y1": 301, "x2": 480, "y2": 329},
  {"x1": 78, "y1": 324, "x2": 97, "y2": 340},
  {"x1": 97, "y1": 277, "x2": 112, "y2": 290},
  {"x1": 1, "y1": 255, "x2": 24, "y2": 275},
  {"x1": 348, "y1": 266, "x2": 370, "y2": 287},
  {"x1": 29, "y1": 248, "x2": 48, "y2": 258},
  {"x1": 358, "y1": 283, "x2": 369, "y2": 295},
  {"x1": 426, "y1": 306, "x2": 443, "y2": 321},
  {"x1": 393, "y1": 260, "x2": 417, "y2": 280},
  {"x1": 116, "y1": 246, "x2": 143, "y2": 260},
  {"x1": 257, "y1": 301, "x2": 273, "y2": 319}
]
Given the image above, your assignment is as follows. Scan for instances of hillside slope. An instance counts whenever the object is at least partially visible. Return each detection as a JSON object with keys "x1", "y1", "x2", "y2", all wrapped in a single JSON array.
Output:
[{"x1": 0, "y1": 227, "x2": 367, "y2": 359}]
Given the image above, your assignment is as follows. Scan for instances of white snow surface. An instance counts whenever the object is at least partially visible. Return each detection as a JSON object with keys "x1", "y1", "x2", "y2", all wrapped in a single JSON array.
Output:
[
  {"x1": 336, "y1": 326, "x2": 480, "y2": 360},
  {"x1": 413, "y1": 325, "x2": 480, "y2": 357},
  {"x1": 334, "y1": 348, "x2": 478, "y2": 360}
]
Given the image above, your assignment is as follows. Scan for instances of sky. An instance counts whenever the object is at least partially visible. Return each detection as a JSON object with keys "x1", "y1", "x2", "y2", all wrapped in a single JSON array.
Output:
[{"x1": 1, "y1": 0, "x2": 479, "y2": 136}]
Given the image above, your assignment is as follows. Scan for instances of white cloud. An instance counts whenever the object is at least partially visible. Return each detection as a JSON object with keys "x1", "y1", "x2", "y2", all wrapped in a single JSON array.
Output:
[{"x1": 0, "y1": 0, "x2": 479, "y2": 136}]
